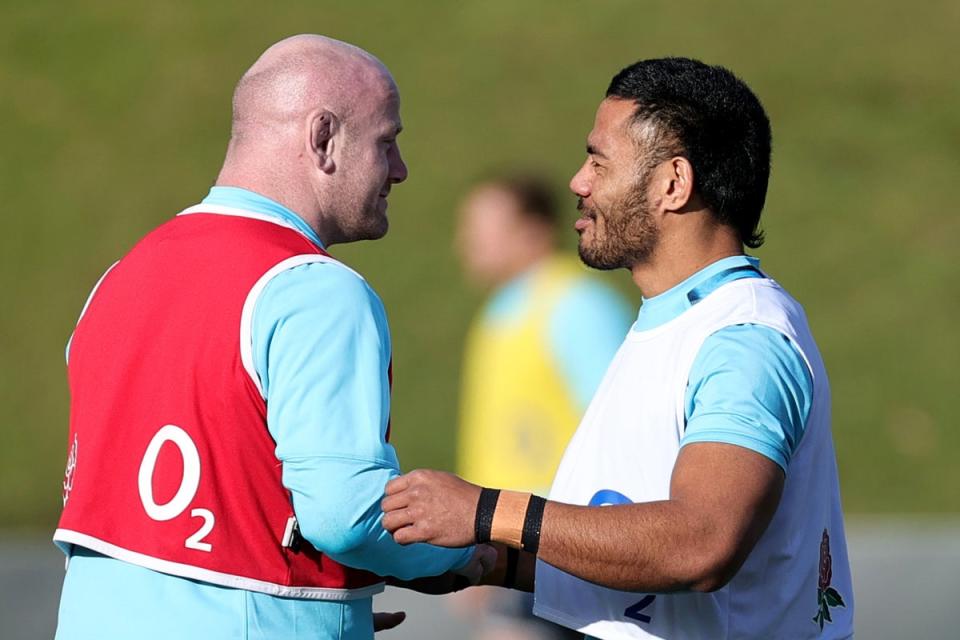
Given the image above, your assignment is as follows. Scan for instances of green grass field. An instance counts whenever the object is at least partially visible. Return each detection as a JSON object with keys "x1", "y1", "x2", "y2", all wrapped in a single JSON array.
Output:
[{"x1": 2, "y1": 0, "x2": 957, "y2": 528}]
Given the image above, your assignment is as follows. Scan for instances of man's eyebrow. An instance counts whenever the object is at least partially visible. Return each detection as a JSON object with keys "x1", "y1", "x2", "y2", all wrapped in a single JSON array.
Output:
[{"x1": 587, "y1": 144, "x2": 607, "y2": 159}]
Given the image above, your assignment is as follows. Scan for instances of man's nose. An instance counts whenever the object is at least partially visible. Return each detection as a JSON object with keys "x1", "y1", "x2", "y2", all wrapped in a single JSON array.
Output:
[
  {"x1": 570, "y1": 163, "x2": 590, "y2": 197},
  {"x1": 389, "y1": 145, "x2": 408, "y2": 184}
]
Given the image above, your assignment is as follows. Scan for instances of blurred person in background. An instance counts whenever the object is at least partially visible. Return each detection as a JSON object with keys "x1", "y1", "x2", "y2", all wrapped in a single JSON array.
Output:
[
  {"x1": 452, "y1": 175, "x2": 632, "y2": 639},
  {"x1": 53, "y1": 34, "x2": 491, "y2": 640}
]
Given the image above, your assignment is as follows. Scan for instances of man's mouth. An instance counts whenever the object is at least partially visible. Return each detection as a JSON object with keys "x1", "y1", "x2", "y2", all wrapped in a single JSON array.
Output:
[{"x1": 575, "y1": 200, "x2": 597, "y2": 231}]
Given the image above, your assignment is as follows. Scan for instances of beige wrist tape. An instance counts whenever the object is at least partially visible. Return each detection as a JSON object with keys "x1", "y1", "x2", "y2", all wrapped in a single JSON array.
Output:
[{"x1": 490, "y1": 490, "x2": 532, "y2": 548}]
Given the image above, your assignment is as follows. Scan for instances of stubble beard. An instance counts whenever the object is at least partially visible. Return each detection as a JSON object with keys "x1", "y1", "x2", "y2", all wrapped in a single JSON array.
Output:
[
  {"x1": 338, "y1": 192, "x2": 390, "y2": 243},
  {"x1": 360, "y1": 200, "x2": 389, "y2": 241},
  {"x1": 577, "y1": 180, "x2": 659, "y2": 271}
]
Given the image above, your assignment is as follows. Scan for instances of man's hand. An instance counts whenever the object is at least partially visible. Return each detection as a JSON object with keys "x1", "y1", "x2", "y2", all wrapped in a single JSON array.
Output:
[
  {"x1": 382, "y1": 469, "x2": 481, "y2": 547},
  {"x1": 373, "y1": 611, "x2": 405, "y2": 633},
  {"x1": 453, "y1": 543, "x2": 497, "y2": 583}
]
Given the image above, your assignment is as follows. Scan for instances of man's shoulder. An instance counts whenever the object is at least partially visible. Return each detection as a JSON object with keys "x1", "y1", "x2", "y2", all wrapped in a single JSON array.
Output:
[
  {"x1": 699, "y1": 323, "x2": 806, "y2": 369},
  {"x1": 696, "y1": 275, "x2": 808, "y2": 329},
  {"x1": 270, "y1": 254, "x2": 367, "y2": 285},
  {"x1": 261, "y1": 257, "x2": 383, "y2": 316}
]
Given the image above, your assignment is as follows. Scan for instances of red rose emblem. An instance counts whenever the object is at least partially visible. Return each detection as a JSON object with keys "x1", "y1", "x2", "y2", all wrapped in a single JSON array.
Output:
[
  {"x1": 813, "y1": 528, "x2": 845, "y2": 630},
  {"x1": 818, "y1": 529, "x2": 832, "y2": 590}
]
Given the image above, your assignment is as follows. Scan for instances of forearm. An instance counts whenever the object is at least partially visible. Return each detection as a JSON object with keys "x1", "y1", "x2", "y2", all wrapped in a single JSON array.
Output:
[
  {"x1": 473, "y1": 489, "x2": 714, "y2": 592},
  {"x1": 382, "y1": 447, "x2": 783, "y2": 594},
  {"x1": 327, "y1": 527, "x2": 473, "y2": 582},
  {"x1": 535, "y1": 500, "x2": 723, "y2": 592},
  {"x1": 326, "y1": 520, "x2": 473, "y2": 582},
  {"x1": 287, "y1": 458, "x2": 473, "y2": 580}
]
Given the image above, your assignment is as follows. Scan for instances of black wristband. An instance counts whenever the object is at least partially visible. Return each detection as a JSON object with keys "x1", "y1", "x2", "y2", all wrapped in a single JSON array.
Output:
[
  {"x1": 503, "y1": 547, "x2": 520, "y2": 589},
  {"x1": 520, "y1": 495, "x2": 547, "y2": 555},
  {"x1": 474, "y1": 488, "x2": 500, "y2": 543}
]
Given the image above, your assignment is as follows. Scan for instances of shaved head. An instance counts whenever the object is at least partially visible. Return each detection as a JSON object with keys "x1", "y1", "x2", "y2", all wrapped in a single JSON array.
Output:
[
  {"x1": 230, "y1": 34, "x2": 392, "y2": 144},
  {"x1": 217, "y1": 35, "x2": 407, "y2": 246}
]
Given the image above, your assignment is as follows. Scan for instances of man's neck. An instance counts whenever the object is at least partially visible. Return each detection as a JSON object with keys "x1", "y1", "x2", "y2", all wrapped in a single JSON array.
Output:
[
  {"x1": 215, "y1": 165, "x2": 328, "y2": 244},
  {"x1": 630, "y1": 231, "x2": 744, "y2": 299}
]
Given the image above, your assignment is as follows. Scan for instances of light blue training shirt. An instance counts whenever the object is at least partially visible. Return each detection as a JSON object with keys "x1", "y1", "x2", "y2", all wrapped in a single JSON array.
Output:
[
  {"x1": 56, "y1": 188, "x2": 473, "y2": 640},
  {"x1": 633, "y1": 254, "x2": 813, "y2": 471}
]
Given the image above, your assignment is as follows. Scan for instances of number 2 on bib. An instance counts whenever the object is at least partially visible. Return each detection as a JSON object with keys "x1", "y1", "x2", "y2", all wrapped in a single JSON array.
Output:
[
  {"x1": 138, "y1": 424, "x2": 215, "y2": 552},
  {"x1": 624, "y1": 594, "x2": 656, "y2": 624}
]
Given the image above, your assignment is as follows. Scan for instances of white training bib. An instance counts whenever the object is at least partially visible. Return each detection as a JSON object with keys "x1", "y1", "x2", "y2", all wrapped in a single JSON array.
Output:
[{"x1": 533, "y1": 277, "x2": 853, "y2": 640}]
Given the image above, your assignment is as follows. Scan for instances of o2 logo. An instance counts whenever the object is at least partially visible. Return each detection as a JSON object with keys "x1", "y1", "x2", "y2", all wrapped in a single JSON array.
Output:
[
  {"x1": 588, "y1": 489, "x2": 656, "y2": 625},
  {"x1": 138, "y1": 425, "x2": 215, "y2": 552}
]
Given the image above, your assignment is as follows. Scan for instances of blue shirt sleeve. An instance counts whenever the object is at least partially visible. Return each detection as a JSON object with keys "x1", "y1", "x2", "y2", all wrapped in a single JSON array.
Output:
[
  {"x1": 252, "y1": 261, "x2": 472, "y2": 580},
  {"x1": 681, "y1": 324, "x2": 813, "y2": 472},
  {"x1": 548, "y1": 280, "x2": 633, "y2": 409}
]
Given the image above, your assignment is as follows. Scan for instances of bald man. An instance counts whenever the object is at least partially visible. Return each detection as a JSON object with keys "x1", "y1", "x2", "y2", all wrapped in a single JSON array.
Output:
[{"x1": 54, "y1": 35, "x2": 490, "y2": 640}]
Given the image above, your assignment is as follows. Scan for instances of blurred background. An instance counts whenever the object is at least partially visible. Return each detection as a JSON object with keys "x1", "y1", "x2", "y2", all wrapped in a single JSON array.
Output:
[{"x1": 1, "y1": 0, "x2": 957, "y2": 637}]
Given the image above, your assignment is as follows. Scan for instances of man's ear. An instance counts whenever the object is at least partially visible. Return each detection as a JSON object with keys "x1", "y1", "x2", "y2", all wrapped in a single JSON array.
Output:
[
  {"x1": 308, "y1": 110, "x2": 338, "y2": 174},
  {"x1": 661, "y1": 156, "x2": 695, "y2": 212}
]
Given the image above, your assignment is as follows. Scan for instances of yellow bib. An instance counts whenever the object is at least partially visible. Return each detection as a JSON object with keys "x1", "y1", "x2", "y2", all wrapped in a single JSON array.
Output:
[{"x1": 457, "y1": 256, "x2": 585, "y2": 494}]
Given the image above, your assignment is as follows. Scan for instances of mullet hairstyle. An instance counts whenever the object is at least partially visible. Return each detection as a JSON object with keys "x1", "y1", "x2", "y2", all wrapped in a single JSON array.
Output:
[{"x1": 607, "y1": 57, "x2": 772, "y2": 248}]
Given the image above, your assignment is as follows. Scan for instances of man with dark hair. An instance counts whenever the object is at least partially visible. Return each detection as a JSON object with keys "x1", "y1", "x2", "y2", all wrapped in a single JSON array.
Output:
[
  {"x1": 453, "y1": 173, "x2": 630, "y2": 640},
  {"x1": 602, "y1": 57, "x2": 770, "y2": 250},
  {"x1": 382, "y1": 58, "x2": 854, "y2": 639}
]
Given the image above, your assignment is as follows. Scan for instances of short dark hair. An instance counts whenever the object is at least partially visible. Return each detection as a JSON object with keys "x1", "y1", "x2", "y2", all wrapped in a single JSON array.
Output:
[
  {"x1": 607, "y1": 57, "x2": 771, "y2": 248},
  {"x1": 482, "y1": 173, "x2": 559, "y2": 229}
]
